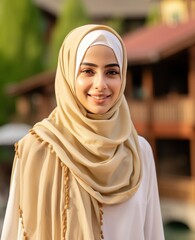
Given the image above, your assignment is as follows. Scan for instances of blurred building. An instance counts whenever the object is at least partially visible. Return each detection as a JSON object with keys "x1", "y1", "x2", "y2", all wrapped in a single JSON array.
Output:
[
  {"x1": 123, "y1": 18, "x2": 195, "y2": 230},
  {"x1": 32, "y1": 0, "x2": 160, "y2": 40},
  {"x1": 6, "y1": 71, "x2": 56, "y2": 125},
  {"x1": 33, "y1": 0, "x2": 155, "y2": 23},
  {"x1": 160, "y1": 0, "x2": 195, "y2": 24}
]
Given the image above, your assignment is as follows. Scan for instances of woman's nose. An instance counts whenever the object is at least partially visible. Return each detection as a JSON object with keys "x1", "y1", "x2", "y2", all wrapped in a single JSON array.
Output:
[{"x1": 94, "y1": 73, "x2": 107, "y2": 90}]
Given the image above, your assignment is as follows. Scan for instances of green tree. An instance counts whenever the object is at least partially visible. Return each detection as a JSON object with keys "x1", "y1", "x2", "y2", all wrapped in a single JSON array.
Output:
[
  {"x1": 106, "y1": 17, "x2": 125, "y2": 35},
  {"x1": 0, "y1": 0, "x2": 45, "y2": 124},
  {"x1": 146, "y1": 5, "x2": 161, "y2": 26},
  {"x1": 48, "y1": 0, "x2": 90, "y2": 68}
]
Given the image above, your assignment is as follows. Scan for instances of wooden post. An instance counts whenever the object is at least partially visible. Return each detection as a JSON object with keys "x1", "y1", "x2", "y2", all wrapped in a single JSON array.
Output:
[
  {"x1": 142, "y1": 67, "x2": 153, "y2": 99},
  {"x1": 188, "y1": 46, "x2": 195, "y2": 177},
  {"x1": 188, "y1": 47, "x2": 195, "y2": 99}
]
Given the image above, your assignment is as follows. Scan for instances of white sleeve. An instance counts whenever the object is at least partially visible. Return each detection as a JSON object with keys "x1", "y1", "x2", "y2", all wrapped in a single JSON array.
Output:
[
  {"x1": 1, "y1": 159, "x2": 23, "y2": 240},
  {"x1": 143, "y1": 141, "x2": 165, "y2": 240}
]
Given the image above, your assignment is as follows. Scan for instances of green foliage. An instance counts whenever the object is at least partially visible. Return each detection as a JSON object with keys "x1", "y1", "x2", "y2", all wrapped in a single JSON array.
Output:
[
  {"x1": 106, "y1": 17, "x2": 125, "y2": 35},
  {"x1": 48, "y1": 0, "x2": 90, "y2": 68},
  {"x1": 0, "y1": 0, "x2": 45, "y2": 124},
  {"x1": 146, "y1": 5, "x2": 161, "y2": 26}
]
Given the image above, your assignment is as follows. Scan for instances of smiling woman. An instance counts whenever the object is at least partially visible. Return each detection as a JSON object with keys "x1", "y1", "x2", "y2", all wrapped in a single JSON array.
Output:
[
  {"x1": 75, "y1": 45, "x2": 122, "y2": 114},
  {"x1": 1, "y1": 24, "x2": 165, "y2": 240}
]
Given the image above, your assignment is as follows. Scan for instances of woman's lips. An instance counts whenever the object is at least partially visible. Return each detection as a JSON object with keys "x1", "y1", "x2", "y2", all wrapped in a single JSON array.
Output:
[{"x1": 88, "y1": 93, "x2": 111, "y2": 103}]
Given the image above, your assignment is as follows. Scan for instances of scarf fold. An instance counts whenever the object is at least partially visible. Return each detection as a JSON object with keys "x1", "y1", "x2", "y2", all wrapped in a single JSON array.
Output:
[{"x1": 17, "y1": 24, "x2": 142, "y2": 239}]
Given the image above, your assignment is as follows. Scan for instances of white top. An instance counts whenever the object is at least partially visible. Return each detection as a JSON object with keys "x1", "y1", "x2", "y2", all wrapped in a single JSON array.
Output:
[{"x1": 1, "y1": 136, "x2": 165, "y2": 240}]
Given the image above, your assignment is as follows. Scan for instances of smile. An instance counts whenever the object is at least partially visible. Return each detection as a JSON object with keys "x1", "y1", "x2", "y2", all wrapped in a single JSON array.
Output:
[{"x1": 89, "y1": 94, "x2": 109, "y2": 100}]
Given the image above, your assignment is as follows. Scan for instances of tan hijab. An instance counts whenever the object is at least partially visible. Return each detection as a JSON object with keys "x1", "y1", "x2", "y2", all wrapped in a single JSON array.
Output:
[{"x1": 16, "y1": 24, "x2": 141, "y2": 240}]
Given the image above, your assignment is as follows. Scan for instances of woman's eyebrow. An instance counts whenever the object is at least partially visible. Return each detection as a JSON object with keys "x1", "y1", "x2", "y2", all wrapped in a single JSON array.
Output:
[
  {"x1": 80, "y1": 62, "x2": 97, "y2": 67},
  {"x1": 80, "y1": 62, "x2": 119, "y2": 68},
  {"x1": 105, "y1": 63, "x2": 119, "y2": 68}
]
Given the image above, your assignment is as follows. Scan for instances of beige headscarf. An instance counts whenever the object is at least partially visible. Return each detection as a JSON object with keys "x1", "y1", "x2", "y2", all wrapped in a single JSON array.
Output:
[{"x1": 16, "y1": 24, "x2": 141, "y2": 240}]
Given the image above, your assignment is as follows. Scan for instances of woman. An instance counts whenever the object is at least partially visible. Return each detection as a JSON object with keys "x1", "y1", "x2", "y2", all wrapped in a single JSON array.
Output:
[{"x1": 1, "y1": 24, "x2": 165, "y2": 240}]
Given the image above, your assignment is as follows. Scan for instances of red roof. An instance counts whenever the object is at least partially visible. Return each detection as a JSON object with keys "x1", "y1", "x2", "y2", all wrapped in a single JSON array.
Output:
[{"x1": 123, "y1": 19, "x2": 195, "y2": 65}]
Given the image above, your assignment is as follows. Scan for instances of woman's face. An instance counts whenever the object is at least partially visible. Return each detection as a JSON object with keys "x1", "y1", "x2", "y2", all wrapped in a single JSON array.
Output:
[{"x1": 75, "y1": 45, "x2": 122, "y2": 114}]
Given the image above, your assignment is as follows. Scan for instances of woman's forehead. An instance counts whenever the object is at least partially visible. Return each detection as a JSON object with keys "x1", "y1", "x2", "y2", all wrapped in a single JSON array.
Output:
[
  {"x1": 81, "y1": 45, "x2": 119, "y2": 64},
  {"x1": 75, "y1": 30, "x2": 123, "y2": 78}
]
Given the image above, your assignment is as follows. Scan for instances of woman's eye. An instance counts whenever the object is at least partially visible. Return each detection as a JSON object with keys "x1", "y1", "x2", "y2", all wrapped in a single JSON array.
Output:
[
  {"x1": 81, "y1": 69, "x2": 94, "y2": 75},
  {"x1": 107, "y1": 70, "x2": 119, "y2": 75}
]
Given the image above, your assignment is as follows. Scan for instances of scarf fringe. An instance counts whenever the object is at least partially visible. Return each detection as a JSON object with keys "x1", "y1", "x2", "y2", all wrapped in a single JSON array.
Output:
[
  {"x1": 29, "y1": 129, "x2": 70, "y2": 239},
  {"x1": 99, "y1": 202, "x2": 104, "y2": 240},
  {"x1": 14, "y1": 142, "x2": 19, "y2": 158},
  {"x1": 61, "y1": 162, "x2": 69, "y2": 240},
  {"x1": 18, "y1": 206, "x2": 28, "y2": 240},
  {"x1": 14, "y1": 129, "x2": 104, "y2": 239}
]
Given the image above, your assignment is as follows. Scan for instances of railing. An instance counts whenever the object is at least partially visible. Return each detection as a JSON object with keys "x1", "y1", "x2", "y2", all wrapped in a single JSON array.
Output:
[
  {"x1": 153, "y1": 97, "x2": 194, "y2": 125},
  {"x1": 128, "y1": 97, "x2": 195, "y2": 136}
]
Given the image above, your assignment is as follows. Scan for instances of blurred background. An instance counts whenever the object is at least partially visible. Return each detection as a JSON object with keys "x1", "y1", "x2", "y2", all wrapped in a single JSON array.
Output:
[{"x1": 0, "y1": 0, "x2": 195, "y2": 239}]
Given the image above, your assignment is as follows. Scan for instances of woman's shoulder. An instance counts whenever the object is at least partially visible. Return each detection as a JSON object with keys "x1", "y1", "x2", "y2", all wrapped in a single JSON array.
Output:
[
  {"x1": 137, "y1": 136, "x2": 158, "y2": 192},
  {"x1": 137, "y1": 135, "x2": 155, "y2": 168},
  {"x1": 16, "y1": 129, "x2": 47, "y2": 159},
  {"x1": 138, "y1": 136, "x2": 152, "y2": 154}
]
